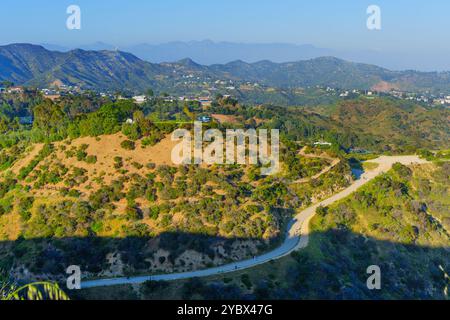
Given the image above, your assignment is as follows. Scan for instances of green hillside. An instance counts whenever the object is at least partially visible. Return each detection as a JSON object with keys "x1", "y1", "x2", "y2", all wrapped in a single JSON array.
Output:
[
  {"x1": 2, "y1": 44, "x2": 450, "y2": 94},
  {"x1": 87, "y1": 162, "x2": 449, "y2": 300}
]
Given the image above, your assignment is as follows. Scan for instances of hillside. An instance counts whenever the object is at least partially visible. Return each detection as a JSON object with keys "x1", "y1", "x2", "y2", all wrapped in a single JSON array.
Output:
[
  {"x1": 0, "y1": 93, "x2": 448, "y2": 299},
  {"x1": 303, "y1": 161, "x2": 450, "y2": 299},
  {"x1": 329, "y1": 98, "x2": 450, "y2": 150},
  {"x1": 2, "y1": 44, "x2": 450, "y2": 93},
  {"x1": 75, "y1": 161, "x2": 450, "y2": 300},
  {"x1": 0, "y1": 126, "x2": 353, "y2": 281},
  {"x1": 226, "y1": 98, "x2": 450, "y2": 152}
]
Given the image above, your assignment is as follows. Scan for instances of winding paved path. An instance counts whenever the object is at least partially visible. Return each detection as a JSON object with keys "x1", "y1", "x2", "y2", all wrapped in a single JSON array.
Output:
[{"x1": 81, "y1": 155, "x2": 427, "y2": 289}]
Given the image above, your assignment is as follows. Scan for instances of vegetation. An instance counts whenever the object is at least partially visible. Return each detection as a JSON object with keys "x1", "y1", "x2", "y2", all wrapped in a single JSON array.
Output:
[
  {"x1": 3, "y1": 44, "x2": 450, "y2": 94},
  {"x1": 0, "y1": 86, "x2": 448, "y2": 300},
  {"x1": 79, "y1": 162, "x2": 449, "y2": 300},
  {"x1": 0, "y1": 270, "x2": 68, "y2": 300},
  {"x1": 120, "y1": 140, "x2": 136, "y2": 151}
]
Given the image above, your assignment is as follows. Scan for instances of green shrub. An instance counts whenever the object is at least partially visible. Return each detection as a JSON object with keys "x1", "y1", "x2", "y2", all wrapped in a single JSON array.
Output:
[
  {"x1": 122, "y1": 123, "x2": 141, "y2": 141},
  {"x1": 76, "y1": 147, "x2": 88, "y2": 161},
  {"x1": 68, "y1": 189, "x2": 81, "y2": 198},
  {"x1": 18, "y1": 196, "x2": 34, "y2": 212},
  {"x1": 114, "y1": 156, "x2": 123, "y2": 169},
  {"x1": 19, "y1": 210, "x2": 32, "y2": 222},
  {"x1": 142, "y1": 134, "x2": 162, "y2": 147},
  {"x1": 125, "y1": 206, "x2": 142, "y2": 221},
  {"x1": 131, "y1": 162, "x2": 143, "y2": 169},
  {"x1": 91, "y1": 221, "x2": 103, "y2": 233},
  {"x1": 85, "y1": 155, "x2": 97, "y2": 164},
  {"x1": 148, "y1": 206, "x2": 160, "y2": 220},
  {"x1": 121, "y1": 140, "x2": 136, "y2": 150}
]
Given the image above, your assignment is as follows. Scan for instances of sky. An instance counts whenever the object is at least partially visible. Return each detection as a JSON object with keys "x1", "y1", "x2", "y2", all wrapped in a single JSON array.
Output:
[{"x1": 1, "y1": 0, "x2": 450, "y2": 69}]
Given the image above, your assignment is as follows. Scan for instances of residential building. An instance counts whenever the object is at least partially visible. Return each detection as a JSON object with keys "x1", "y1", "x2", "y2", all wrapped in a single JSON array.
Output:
[{"x1": 133, "y1": 95, "x2": 147, "y2": 104}]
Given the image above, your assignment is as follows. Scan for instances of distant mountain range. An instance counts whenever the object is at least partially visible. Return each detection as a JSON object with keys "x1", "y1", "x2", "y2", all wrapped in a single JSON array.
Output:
[
  {"x1": 1, "y1": 43, "x2": 450, "y2": 94},
  {"x1": 41, "y1": 40, "x2": 334, "y2": 65},
  {"x1": 40, "y1": 40, "x2": 450, "y2": 71}
]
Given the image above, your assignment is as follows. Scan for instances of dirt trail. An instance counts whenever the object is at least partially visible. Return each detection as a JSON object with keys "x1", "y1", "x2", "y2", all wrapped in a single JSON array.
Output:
[
  {"x1": 10, "y1": 143, "x2": 44, "y2": 174},
  {"x1": 293, "y1": 147, "x2": 341, "y2": 183}
]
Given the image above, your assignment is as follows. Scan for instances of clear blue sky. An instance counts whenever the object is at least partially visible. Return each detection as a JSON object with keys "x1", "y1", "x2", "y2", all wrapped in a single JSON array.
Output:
[{"x1": 0, "y1": 0, "x2": 449, "y2": 53}]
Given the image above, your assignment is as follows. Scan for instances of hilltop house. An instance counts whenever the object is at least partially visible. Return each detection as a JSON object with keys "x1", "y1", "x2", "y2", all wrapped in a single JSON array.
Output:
[
  {"x1": 45, "y1": 94, "x2": 61, "y2": 101},
  {"x1": 133, "y1": 95, "x2": 147, "y2": 104},
  {"x1": 7, "y1": 86, "x2": 24, "y2": 94},
  {"x1": 163, "y1": 96, "x2": 176, "y2": 102},
  {"x1": 314, "y1": 141, "x2": 332, "y2": 146}
]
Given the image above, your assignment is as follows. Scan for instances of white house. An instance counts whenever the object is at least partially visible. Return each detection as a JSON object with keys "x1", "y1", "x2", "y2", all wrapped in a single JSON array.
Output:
[
  {"x1": 314, "y1": 141, "x2": 332, "y2": 146},
  {"x1": 133, "y1": 95, "x2": 147, "y2": 104}
]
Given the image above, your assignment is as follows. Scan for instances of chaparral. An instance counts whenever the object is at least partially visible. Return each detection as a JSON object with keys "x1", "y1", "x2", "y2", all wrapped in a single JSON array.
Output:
[{"x1": 171, "y1": 121, "x2": 280, "y2": 175}]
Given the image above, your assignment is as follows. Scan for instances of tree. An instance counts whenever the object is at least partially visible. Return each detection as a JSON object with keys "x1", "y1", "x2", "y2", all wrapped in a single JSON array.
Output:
[
  {"x1": 0, "y1": 118, "x2": 9, "y2": 133},
  {"x1": 134, "y1": 110, "x2": 154, "y2": 136},
  {"x1": 33, "y1": 100, "x2": 66, "y2": 137},
  {"x1": 78, "y1": 100, "x2": 137, "y2": 137},
  {"x1": 183, "y1": 103, "x2": 195, "y2": 121}
]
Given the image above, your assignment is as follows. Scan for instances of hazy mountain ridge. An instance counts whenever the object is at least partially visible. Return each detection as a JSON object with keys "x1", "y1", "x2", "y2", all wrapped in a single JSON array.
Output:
[
  {"x1": 40, "y1": 40, "x2": 450, "y2": 71},
  {"x1": 1, "y1": 43, "x2": 450, "y2": 94},
  {"x1": 41, "y1": 40, "x2": 333, "y2": 65}
]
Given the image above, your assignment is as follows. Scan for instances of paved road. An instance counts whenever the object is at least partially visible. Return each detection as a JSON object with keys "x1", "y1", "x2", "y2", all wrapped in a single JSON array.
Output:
[{"x1": 81, "y1": 155, "x2": 427, "y2": 289}]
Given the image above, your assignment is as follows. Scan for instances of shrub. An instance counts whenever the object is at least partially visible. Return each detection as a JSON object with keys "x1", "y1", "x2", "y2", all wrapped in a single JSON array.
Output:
[
  {"x1": 131, "y1": 162, "x2": 143, "y2": 169},
  {"x1": 241, "y1": 274, "x2": 253, "y2": 290},
  {"x1": 91, "y1": 221, "x2": 103, "y2": 233},
  {"x1": 114, "y1": 157, "x2": 123, "y2": 169},
  {"x1": 122, "y1": 123, "x2": 141, "y2": 141},
  {"x1": 76, "y1": 150, "x2": 87, "y2": 161},
  {"x1": 68, "y1": 189, "x2": 81, "y2": 198},
  {"x1": 85, "y1": 155, "x2": 97, "y2": 164},
  {"x1": 19, "y1": 210, "x2": 32, "y2": 222},
  {"x1": 125, "y1": 206, "x2": 142, "y2": 221},
  {"x1": 18, "y1": 196, "x2": 34, "y2": 212},
  {"x1": 142, "y1": 134, "x2": 162, "y2": 147},
  {"x1": 148, "y1": 206, "x2": 160, "y2": 220},
  {"x1": 121, "y1": 140, "x2": 136, "y2": 150},
  {"x1": 393, "y1": 163, "x2": 412, "y2": 178}
]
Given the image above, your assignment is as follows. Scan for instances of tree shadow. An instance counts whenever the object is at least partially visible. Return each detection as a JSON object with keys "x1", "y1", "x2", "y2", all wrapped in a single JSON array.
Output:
[
  {"x1": 1, "y1": 227, "x2": 448, "y2": 300},
  {"x1": 259, "y1": 228, "x2": 449, "y2": 300},
  {"x1": 0, "y1": 232, "x2": 277, "y2": 281}
]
